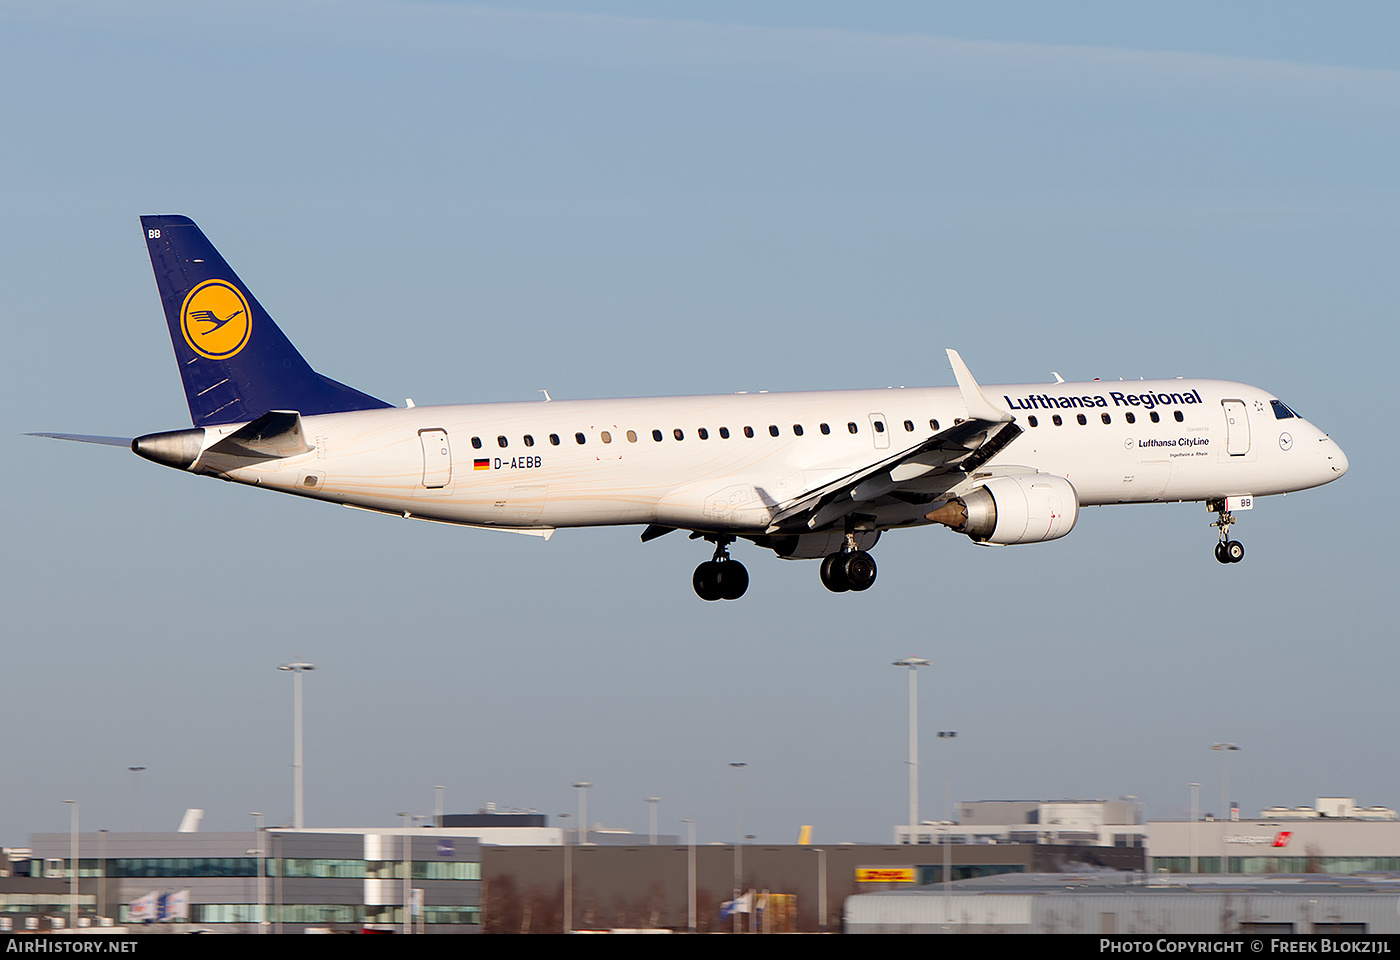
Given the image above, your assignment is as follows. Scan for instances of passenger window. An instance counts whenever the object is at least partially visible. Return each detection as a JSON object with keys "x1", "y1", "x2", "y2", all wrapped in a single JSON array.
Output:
[
  {"x1": 698, "y1": 428, "x2": 709, "y2": 440},
  {"x1": 1150, "y1": 411, "x2": 1160, "y2": 423},
  {"x1": 768, "y1": 425, "x2": 779, "y2": 437},
  {"x1": 626, "y1": 430, "x2": 637, "y2": 443},
  {"x1": 575, "y1": 432, "x2": 586, "y2": 445},
  {"x1": 497, "y1": 436, "x2": 508, "y2": 448},
  {"x1": 674, "y1": 429, "x2": 684, "y2": 441},
  {"x1": 820, "y1": 423, "x2": 830, "y2": 435},
  {"x1": 929, "y1": 419, "x2": 940, "y2": 431},
  {"x1": 1174, "y1": 410, "x2": 1184, "y2": 422},
  {"x1": 1027, "y1": 416, "x2": 1038, "y2": 428},
  {"x1": 793, "y1": 424, "x2": 803, "y2": 436},
  {"x1": 1076, "y1": 414, "x2": 1087, "y2": 426},
  {"x1": 549, "y1": 434, "x2": 560, "y2": 446},
  {"x1": 471, "y1": 437, "x2": 482, "y2": 449},
  {"x1": 874, "y1": 421, "x2": 885, "y2": 433},
  {"x1": 743, "y1": 426, "x2": 754, "y2": 438},
  {"x1": 1125, "y1": 412, "x2": 1135, "y2": 424},
  {"x1": 903, "y1": 420, "x2": 914, "y2": 432},
  {"x1": 524, "y1": 435, "x2": 534, "y2": 447},
  {"x1": 600, "y1": 431, "x2": 611, "y2": 444},
  {"x1": 847, "y1": 422, "x2": 858, "y2": 434},
  {"x1": 1101, "y1": 414, "x2": 1111, "y2": 425},
  {"x1": 719, "y1": 427, "x2": 730, "y2": 439},
  {"x1": 1052, "y1": 415, "x2": 1063, "y2": 426},
  {"x1": 652, "y1": 429, "x2": 663, "y2": 442}
]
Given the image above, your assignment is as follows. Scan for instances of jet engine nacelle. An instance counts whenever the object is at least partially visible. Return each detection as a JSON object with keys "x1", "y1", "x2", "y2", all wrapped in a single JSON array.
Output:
[{"x1": 926, "y1": 474, "x2": 1079, "y2": 545}]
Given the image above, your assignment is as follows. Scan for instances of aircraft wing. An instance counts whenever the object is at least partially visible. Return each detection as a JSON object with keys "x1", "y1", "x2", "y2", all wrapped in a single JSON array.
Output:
[
  {"x1": 764, "y1": 417, "x2": 1022, "y2": 533},
  {"x1": 765, "y1": 349, "x2": 1021, "y2": 534}
]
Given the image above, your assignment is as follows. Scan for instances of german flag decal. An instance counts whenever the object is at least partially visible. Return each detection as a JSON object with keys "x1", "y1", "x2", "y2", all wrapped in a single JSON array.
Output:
[{"x1": 474, "y1": 459, "x2": 490, "y2": 471}]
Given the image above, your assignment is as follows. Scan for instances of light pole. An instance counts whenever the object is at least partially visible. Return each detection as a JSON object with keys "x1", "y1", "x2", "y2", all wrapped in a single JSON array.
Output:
[
  {"x1": 1213, "y1": 743, "x2": 1240, "y2": 876},
  {"x1": 814, "y1": 846, "x2": 828, "y2": 933},
  {"x1": 681, "y1": 819, "x2": 696, "y2": 933},
  {"x1": 560, "y1": 813, "x2": 573, "y2": 933},
  {"x1": 1189, "y1": 783, "x2": 1200, "y2": 874},
  {"x1": 128, "y1": 767, "x2": 146, "y2": 832},
  {"x1": 573, "y1": 782, "x2": 592, "y2": 846},
  {"x1": 1212, "y1": 743, "x2": 1240, "y2": 821},
  {"x1": 279, "y1": 661, "x2": 315, "y2": 828},
  {"x1": 251, "y1": 812, "x2": 266, "y2": 933},
  {"x1": 893, "y1": 658, "x2": 930, "y2": 841},
  {"x1": 729, "y1": 762, "x2": 746, "y2": 934},
  {"x1": 938, "y1": 730, "x2": 957, "y2": 892},
  {"x1": 397, "y1": 812, "x2": 415, "y2": 934},
  {"x1": 647, "y1": 797, "x2": 660, "y2": 845},
  {"x1": 97, "y1": 830, "x2": 107, "y2": 924},
  {"x1": 62, "y1": 800, "x2": 78, "y2": 929}
]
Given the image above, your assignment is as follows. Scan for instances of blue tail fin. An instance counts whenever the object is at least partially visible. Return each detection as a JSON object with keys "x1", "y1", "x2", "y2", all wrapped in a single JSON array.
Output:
[{"x1": 141, "y1": 215, "x2": 392, "y2": 426}]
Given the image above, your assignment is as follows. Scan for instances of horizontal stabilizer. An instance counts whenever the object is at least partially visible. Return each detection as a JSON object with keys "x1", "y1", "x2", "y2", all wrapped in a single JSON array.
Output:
[
  {"x1": 203, "y1": 411, "x2": 312, "y2": 461},
  {"x1": 26, "y1": 433, "x2": 134, "y2": 447}
]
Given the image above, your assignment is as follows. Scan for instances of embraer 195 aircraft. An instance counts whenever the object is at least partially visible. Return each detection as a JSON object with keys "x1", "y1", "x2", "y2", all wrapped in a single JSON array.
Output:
[{"x1": 33, "y1": 216, "x2": 1348, "y2": 600}]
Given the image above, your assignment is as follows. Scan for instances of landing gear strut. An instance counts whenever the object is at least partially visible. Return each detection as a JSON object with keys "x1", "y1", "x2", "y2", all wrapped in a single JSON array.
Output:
[
  {"x1": 819, "y1": 532, "x2": 878, "y2": 593},
  {"x1": 1209, "y1": 500, "x2": 1245, "y2": 564},
  {"x1": 692, "y1": 536, "x2": 749, "y2": 601}
]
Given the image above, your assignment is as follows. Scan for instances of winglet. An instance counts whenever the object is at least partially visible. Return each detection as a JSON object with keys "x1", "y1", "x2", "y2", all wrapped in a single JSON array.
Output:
[{"x1": 946, "y1": 349, "x2": 1013, "y2": 423}]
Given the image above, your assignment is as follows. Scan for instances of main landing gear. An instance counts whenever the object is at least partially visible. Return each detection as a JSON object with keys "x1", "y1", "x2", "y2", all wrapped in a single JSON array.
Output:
[
  {"x1": 819, "y1": 534, "x2": 878, "y2": 593},
  {"x1": 1209, "y1": 500, "x2": 1245, "y2": 565},
  {"x1": 693, "y1": 536, "x2": 749, "y2": 601}
]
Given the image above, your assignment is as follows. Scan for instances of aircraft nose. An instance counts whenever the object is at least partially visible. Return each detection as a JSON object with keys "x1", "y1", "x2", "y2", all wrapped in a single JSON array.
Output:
[{"x1": 1326, "y1": 437, "x2": 1348, "y2": 478}]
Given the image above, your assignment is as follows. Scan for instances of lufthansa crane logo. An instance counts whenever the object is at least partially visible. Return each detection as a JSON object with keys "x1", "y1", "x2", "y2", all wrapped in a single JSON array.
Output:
[{"x1": 180, "y1": 279, "x2": 251, "y2": 360}]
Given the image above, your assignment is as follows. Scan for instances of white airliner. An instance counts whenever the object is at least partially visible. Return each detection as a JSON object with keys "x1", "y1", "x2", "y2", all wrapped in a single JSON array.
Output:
[{"x1": 32, "y1": 216, "x2": 1348, "y2": 600}]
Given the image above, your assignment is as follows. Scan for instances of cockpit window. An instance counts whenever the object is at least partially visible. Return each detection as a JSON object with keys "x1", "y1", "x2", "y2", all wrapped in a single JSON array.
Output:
[{"x1": 1271, "y1": 400, "x2": 1297, "y2": 420}]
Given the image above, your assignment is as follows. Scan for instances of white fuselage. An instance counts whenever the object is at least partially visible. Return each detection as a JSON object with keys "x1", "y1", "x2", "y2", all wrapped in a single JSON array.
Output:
[{"x1": 191, "y1": 377, "x2": 1346, "y2": 542}]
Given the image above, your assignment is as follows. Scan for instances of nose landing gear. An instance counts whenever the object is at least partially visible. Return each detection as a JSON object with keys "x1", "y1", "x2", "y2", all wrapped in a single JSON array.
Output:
[
  {"x1": 1210, "y1": 500, "x2": 1245, "y2": 564},
  {"x1": 692, "y1": 536, "x2": 749, "y2": 601}
]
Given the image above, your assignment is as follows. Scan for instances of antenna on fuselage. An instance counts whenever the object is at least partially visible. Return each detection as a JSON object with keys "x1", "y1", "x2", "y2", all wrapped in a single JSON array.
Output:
[
  {"x1": 539, "y1": 390, "x2": 552, "y2": 402},
  {"x1": 1052, "y1": 372, "x2": 1065, "y2": 383}
]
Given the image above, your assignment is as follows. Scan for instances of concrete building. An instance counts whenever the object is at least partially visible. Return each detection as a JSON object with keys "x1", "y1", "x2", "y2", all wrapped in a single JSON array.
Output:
[
  {"x1": 896, "y1": 799, "x2": 1145, "y2": 847},
  {"x1": 23, "y1": 828, "x2": 482, "y2": 933},
  {"x1": 846, "y1": 872, "x2": 1400, "y2": 934}
]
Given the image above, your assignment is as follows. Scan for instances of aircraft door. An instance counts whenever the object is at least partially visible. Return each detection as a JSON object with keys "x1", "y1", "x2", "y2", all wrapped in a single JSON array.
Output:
[
  {"x1": 1221, "y1": 400, "x2": 1250, "y2": 456},
  {"x1": 868, "y1": 414, "x2": 889, "y2": 450},
  {"x1": 419, "y1": 428, "x2": 452, "y2": 487}
]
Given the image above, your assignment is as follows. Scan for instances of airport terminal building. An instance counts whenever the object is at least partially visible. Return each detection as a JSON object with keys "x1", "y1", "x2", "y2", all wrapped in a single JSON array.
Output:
[
  {"x1": 1149, "y1": 798, "x2": 1400, "y2": 875},
  {"x1": 23, "y1": 828, "x2": 482, "y2": 933}
]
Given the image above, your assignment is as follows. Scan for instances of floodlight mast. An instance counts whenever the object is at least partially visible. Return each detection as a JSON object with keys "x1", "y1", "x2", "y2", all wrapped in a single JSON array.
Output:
[
  {"x1": 893, "y1": 657, "x2": 930, "y2": 836},
  {"x1": 279, "y1": 661, "x2": 315, "y2": 829}
]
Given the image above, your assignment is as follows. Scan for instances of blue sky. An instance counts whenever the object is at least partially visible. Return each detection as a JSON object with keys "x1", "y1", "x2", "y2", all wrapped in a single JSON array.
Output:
[{"x1": 2, "y1": 2, "x2": 1397, "y2": 846}]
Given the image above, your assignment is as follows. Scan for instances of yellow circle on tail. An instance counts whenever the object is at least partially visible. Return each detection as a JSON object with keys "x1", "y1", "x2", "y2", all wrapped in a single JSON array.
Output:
[{"x1": 180, "y1": 280, "x2": 252, "y2": 360}]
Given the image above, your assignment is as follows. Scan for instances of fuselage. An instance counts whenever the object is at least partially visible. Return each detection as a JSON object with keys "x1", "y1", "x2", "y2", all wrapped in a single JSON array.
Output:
[{"x1": 190, "y1": 377, "x2": 1347, "y2": 539}]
